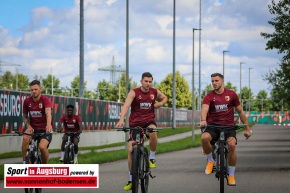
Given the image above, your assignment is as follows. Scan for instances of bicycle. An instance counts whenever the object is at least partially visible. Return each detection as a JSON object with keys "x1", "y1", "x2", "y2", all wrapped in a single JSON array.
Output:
[
  {"x1": 117, "y1": 127, "x2": 162, "y2": 193},
  {"x1": 15, "y1": 131, "x2": 45, "y2": 193},
  {"x1": 201, "y1": 124, "x2": 248, "y2": 193},
  {"x1": 63, "y1": 132, "x2": 78, "y2": 164}
]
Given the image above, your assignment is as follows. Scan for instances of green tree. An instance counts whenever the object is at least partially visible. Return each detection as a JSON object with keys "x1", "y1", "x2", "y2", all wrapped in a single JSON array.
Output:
[
  {"x1": 156, "y1": 71, "x2": 191, "y2": 108},
  {"x1": 70, "y1": 75, "x2": 90, "y2": 98},
  {"x1": 41, "y1": 74, "x2": 61, "y2": 95},
  {"x1": 97, "y1": 80, "x2": 114, "y2": 101},
  {"x1": 261, "y1": 0, "x2": 290, "y2": 111},
  {"x1": 225, "y1": 82, "x2": 237, "y2": 92},
  {"x1": 260, "y1": 0, "x2": 290, "y2": 61},
  {"x1": 240, "y1": 86, "x2": 254, "y2": 111},
  {"x1": 15, "y1": 73, "x2": 30, "y2": 91},
  {"x1": 254, "y1": 90, "x2": 273, "y2": 111},
  {"x1": 201, "y1": 84, "x2": 212, "y2": 100},
  {"x1": 0, "y1": 71, "x2": 14, "y2": 89},
  {"x1": 97, "y1": 73, "x2": 138, "y2": 102}
]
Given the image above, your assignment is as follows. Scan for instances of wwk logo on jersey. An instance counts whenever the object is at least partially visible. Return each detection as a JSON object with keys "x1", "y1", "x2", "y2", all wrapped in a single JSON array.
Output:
[
  {"x1": 150, "y1": 94, "x2": 154, "y2": 100},
  {"x1": 140, "y1": 102, "x2": 152, "y2": 109},
  {"x1": 39, "y1": 103, "x2": 43, "y2": 109},
  {"x1": 215, "y1": 104, "x2": 228, "y2": 112}
]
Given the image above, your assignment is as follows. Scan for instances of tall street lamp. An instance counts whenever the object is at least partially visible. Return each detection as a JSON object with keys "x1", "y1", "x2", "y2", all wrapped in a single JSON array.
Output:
[
  {"x1": 192, "y1": 28, "x2": 201, "y2": 143},
  {"x1": 248, "y1": 67, "x2": 253, "y2": 112},
  {"x1": 223, "y1": 50, "x2": 230, "y2": 81},
  {"x1": 240, "y1": 62, "x2": 245, "y2": 110}
]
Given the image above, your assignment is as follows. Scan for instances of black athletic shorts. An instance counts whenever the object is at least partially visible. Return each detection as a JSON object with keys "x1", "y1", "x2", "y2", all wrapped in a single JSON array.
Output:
[
  {"x1": 128, "y1": 121, "x2": 157, "y2": 141},
  {"x1": 204, "y1": 126, "x2": 237, "y2": 145}
]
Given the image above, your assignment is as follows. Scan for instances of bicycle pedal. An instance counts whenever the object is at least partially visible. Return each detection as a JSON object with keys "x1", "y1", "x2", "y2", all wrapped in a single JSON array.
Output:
[{"x1": 149, "y1": 173, "x2": 156, "y2": 179}]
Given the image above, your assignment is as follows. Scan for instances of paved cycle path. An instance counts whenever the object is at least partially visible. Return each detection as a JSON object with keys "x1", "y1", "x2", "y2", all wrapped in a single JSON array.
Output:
[{"x1": 1, "y1": 125, "x2": 290, "y2": 193}]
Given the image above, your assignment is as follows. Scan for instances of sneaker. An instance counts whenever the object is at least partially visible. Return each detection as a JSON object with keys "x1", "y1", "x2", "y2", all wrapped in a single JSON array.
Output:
[
  {"x1": 123, "y1": 181, "x2": 132, "y2": 191},
  {"x1": 59, "y1": 157, "x2": 64, "y2": 162},
  {"x1": 149, "y1": 159, "x2": 156, "y2": 169},
  {"x1": 227, "y1": 175, "x2": 236, "y2": 186},
  {"x1": 74, "y1": 157, "x2": 78, "y2": 164},
  {"x1": 205, "y1": 161, "x2": 214, "y2": 174}
]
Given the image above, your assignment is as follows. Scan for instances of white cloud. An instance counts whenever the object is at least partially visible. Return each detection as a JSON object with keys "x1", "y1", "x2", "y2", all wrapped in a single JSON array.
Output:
[{"x1": 0, "y1": 0, "x2": 281, "y2": 96}]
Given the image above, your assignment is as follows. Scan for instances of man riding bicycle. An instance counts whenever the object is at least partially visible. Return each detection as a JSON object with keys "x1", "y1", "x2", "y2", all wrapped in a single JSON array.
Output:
[
  {"x1": 57, "y1": 104, "x2": 82, "y2": 164},
  {"x1": 22, "y1": 80, "x2": 53, "y2": 164},
  {"x1": 200, "y1": 73, "x2": 252, "y2": 186},
  {"x1": 115, "y1": 72, "x2": 168, "y2": 191}
]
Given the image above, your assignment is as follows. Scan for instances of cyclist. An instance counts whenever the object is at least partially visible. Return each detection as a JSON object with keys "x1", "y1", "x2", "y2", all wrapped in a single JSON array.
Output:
[
  {"x1": 57, "y1": 104, "x2": 82, "y2": 164},
  {"x1": 22, "y1": 80, "x2": 53, "y2": 164},
  {"x1": 115, "y1": 72, "x2": 168, "y2": 191},
  {"x1": 200, "y1": 73, "x2": 252, "y2": 186}
]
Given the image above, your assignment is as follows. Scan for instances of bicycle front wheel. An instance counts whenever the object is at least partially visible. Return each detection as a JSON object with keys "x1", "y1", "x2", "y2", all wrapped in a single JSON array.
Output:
[
  {"x1": 25, "y1": 154, "x2": 33, "y2": 164},
  {"x1": 64, "y1": 146, "x2": 70, "y2": 164},
  {"x1": 24, "y1": 188, "x2": 33, "y2": 193},
  {"x1": 131, "y1": 147, "x2": 140, "y2": 193},
  {"x1": 219, "y1": 142, "x2": 225, "y2": 193},
  {"x1": 141, "y1": 147, "x2": 149, "y2": 193}
]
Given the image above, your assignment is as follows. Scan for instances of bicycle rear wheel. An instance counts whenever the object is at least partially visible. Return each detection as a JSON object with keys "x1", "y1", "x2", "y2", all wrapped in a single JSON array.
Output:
[
  {"x1": 141, "y1": 148, "x2": 149, "y2": 193},
  {"x1": 131, "y1": 147, "x2": 140, "y2": 193},
  {"x1": 219, "y1": 142, "x2": 225, "y2": 193}
]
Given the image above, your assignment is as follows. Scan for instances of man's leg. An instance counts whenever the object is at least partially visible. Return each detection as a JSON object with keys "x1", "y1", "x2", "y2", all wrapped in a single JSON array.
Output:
[
  {"x1": 124, "y1": 141, "x2": 134, "y2": 191},
  {"x1": 201, "y1": 132, "x2": 214, "y2": 174},
  {"x1": 59, "y1": 134, "x2": 67, "y2": 162},
  {"x1": 227, "y1": 137, "x2": 237, "y2": 186},
  {"x1": 73, "y1": 136, "x2": 80, "y2": 164},
  {"x1": 39, "y1": 139, "x2": 49, "y2": 164},
  {"x1": 148, "y1": 124, "x2": 157, "y2": 168},
  {"x1": 21, "y1": 135, "x2": 31, "y2": 164}
]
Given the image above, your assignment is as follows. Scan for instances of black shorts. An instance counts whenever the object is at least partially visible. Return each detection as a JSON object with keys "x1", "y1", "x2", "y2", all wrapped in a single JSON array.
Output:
[
  {"x1": 62, "y1": 133, "x2": 80, "y2": 142},
  {"x1": 128, "y1": 121, "x2": 157, "y2": 141},
  {"x1": 204, "y1": 126, "x2": 237, "y2": 144},
  {"x1": 34, "y1": 130, "x2": 52, "y2": 146}
]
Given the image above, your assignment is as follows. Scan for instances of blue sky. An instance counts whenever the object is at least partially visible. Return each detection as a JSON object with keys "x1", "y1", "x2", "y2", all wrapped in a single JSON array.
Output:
[
  {"x1": 0, "y1": 0, "x2": 281, "y2": 97},
  {"x1": 0, "y1": 0, "x2": 73, "y2": 36}
]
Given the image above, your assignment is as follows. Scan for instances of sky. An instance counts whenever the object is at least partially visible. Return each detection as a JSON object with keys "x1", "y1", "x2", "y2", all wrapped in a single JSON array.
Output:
[{"x1": 0, "y1": 0, "x2": 281, "y2": 97}]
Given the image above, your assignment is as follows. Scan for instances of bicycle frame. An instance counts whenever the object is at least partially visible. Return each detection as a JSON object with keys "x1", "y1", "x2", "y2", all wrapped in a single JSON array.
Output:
[
  {"x1": 63, "y1": 132, "x2": 77, "y2": 164},
  {"x1": 117, "y1": 127, "x2": 161, "y2": 193},
  {"x1": 15, "y1": 131, "x2": 44, "y2": 193},
  {"x1": 203, "y1": 124, "x2": 246, "y2": 193}
]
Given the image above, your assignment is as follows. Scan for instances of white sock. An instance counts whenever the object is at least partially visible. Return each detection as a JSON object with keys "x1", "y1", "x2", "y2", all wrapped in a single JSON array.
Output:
[
  {"x1": 206, "y1": 152, "x2": 214, "y2": 162},
  {"x1": 61, "y1": 151, "x2": 64, "y2": 157},
  {"x1": 149, "y1": 151, "x2": 156, "y2": 160},
  {"x1": 74, "y1": 154, "x2": 78, "y2": 158},
  {"x1": 129, "y1": 172, "x2": 132, "y2": 181},
  {"x1": 23, "y1": 160, "x2": 26, "y2": 164},
  {"x1": 228, "y1": 166, "x2": 236, "y2": 176}
]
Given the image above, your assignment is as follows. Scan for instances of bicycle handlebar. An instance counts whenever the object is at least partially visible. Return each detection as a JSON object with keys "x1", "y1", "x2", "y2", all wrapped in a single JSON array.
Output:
[
  {"x1": 63, "y1": 131, "x2": 79, "y2": 136},
  {"x1": 200, "y1": 124, "x2": 247, "y2": 130},
  {"x1": 13, "y1": 131, "x2": 49, "y2": 137},
  {"x1": 115, "y1": 127, "x2": 162, "y2": 133}
]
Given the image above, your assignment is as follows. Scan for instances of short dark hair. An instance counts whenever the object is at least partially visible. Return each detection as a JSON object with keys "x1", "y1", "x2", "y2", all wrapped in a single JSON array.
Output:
[
  {"x1": 211, "y1": 73, "x2": 224, "y2": 79},
  {"x1": 29, "y1": 80, "x2": 41, "y2": 86},
  {"x1": 66, "y1": 104, "x2": 74, "y2": 109},
  {"x1": 142, "y1": 72, "x2": 153, "y2": 80}
]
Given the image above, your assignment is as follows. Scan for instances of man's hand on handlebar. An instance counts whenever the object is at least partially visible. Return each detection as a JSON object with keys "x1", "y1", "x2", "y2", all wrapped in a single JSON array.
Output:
[{"x1": 244, "y1": 130, "x2": 253, "y2": 140}]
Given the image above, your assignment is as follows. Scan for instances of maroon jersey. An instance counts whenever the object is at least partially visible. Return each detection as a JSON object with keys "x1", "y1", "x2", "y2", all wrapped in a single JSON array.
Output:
[
  {"x1": 59, "y1": 114, "x2": 82, "y2": 132},
  {"x1": 23, "y1": 95, "x2": 53, "y2": 131},
  {"x1": 129, "y1": 87, "x2": 157, "y2": 126},
  {"x1": 202, "y1": 88, "x2": 240, "y2": 126}
]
